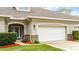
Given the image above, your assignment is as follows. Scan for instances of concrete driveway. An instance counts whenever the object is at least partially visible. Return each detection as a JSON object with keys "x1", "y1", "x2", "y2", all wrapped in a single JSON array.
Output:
[{"x1": 43, "y1": 40, "x2": 79, "y2": 51}]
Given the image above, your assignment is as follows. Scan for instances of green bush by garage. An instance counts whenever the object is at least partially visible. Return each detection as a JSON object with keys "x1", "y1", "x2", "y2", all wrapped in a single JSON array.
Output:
[
  {"x1": 72, "y1": 31, "x2": 79, "y2": 40},
  {"x1": 0, "y1": 32, "x2": 17, "y2": 46}
]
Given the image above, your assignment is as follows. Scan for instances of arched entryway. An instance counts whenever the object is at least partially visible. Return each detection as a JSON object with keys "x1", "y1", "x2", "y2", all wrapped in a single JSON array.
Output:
[{"x1": 8, "y1": 24, "x2": 24, "y2": 40}]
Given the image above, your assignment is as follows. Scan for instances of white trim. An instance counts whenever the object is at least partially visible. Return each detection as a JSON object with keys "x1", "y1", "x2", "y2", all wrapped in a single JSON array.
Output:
[
  {"x1": 8, "y1": 22, "x2": 25, "y2": 25},
  {"x1": 27, "y1": 16, "x2": 79, "y2": 22},
  {"x1": 10, "y1": 17, "x2": 26, "y2": 20},
  {"x1": 0, "y1": 15, "x2": 26, "y2": 20},
  {"x1": 0, "y1": 15, "x2": 11, "y2": 18}
]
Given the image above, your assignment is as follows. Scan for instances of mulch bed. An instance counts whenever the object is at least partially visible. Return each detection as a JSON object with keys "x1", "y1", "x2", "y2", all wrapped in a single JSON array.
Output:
[
  {"x1": 0, "y1": 41, "x2": 33, "y2": 48},
  {"x1": 0, "y1": 43, "x2": 21, "y2": 48}
]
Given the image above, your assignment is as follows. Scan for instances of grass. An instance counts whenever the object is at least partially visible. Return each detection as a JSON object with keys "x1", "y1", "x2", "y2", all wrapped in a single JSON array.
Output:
[{"x1": 0, "y1": 44, "x2": 63, "y2": 51}]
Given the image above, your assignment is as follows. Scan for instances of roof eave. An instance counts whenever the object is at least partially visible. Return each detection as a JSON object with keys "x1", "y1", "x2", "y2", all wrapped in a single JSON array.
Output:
[{"x1": 27, "y1": 16, "x2": 79, "y2": 22}]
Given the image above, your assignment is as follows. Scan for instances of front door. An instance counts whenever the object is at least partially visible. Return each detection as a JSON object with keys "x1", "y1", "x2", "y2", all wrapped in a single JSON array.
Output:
[{"x1": 9, "y1": 24, "x2": 24, "y2": 40}]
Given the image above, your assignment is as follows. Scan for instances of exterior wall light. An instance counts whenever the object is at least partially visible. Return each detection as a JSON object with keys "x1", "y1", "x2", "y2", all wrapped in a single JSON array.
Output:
[{"x1": 33, "y1": 24, "x2": 35, "y2": 28}]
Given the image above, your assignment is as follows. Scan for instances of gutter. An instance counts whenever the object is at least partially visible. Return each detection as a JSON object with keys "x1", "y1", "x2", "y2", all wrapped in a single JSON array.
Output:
[{"x1": 27, "y1": 16, "x2": 79, "y2": 22}]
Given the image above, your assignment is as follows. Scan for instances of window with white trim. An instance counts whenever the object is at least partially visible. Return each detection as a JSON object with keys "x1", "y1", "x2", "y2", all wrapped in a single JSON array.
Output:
[
  {"x1": 15, "y1": 7, "x2": 30, "y2": 12},
  {"x1": 73, "y1": 24, "x2": 79, "y2": 30}
]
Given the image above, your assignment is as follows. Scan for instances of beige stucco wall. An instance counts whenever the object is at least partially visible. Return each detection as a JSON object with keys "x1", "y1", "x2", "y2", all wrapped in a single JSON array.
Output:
[
  {"x1": 0, "y1": 18, "x2": 5, "y2": 32},
  {"x1": 27, "y1": 22, "x2": 32, "y2": 34},
  {"x1": 31, "y1": 18, "x2": 79, "y2": 35},
  {"x1": 67, "y1": 24, "x2": 79, "y2": 34},
  {"x1": 27, "y1": 22, "x2": 38, "y2": 35},
  {"x1": 3, "y1": 18, "x2": 79, "y2": 36}
]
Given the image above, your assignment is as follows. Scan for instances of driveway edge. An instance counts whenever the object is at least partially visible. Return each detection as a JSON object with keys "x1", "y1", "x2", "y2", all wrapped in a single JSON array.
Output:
[{"x1": 43, "y1": 43, "x2": 71, "y2": 51}]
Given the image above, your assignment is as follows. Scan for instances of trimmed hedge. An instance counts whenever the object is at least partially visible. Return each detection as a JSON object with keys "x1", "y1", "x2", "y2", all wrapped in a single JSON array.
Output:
[
  {"x1": 72, "y1": 31, "x2": 79, "y2": 40},
  {"x1": 0, "y1": 32, "x2": 17, "y2": 46}
]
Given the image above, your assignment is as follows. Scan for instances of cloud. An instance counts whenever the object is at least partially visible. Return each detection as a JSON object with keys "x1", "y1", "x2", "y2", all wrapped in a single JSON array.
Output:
[{"x1": 71, "y1": 11, "x2": 79, "y2": 16}]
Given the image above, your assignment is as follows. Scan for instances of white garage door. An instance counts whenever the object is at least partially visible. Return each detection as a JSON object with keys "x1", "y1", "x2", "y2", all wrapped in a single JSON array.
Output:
[{"x1": 38, "y1": 27, "x2": 66, "y2": 42}]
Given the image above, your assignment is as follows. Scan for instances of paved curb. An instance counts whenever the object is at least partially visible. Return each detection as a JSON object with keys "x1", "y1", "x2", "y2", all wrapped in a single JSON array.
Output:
[{"x1": 43, "y1": 43, "x2": 72, "y2": 51}]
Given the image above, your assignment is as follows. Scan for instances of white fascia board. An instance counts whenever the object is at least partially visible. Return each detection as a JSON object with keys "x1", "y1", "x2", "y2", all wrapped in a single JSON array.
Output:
[
  {"x1": 0, "y1": 15, "x2": 25, "y2": 20},
  {"x1": 27, "y1": 16, "x2": 79, "y2": 22},
  {"x1": 10, "y1": 17, "x2": 26, "y2": 20},
  {"x1": 0, "y1": 15, "x2": 11, "y2": 18}
]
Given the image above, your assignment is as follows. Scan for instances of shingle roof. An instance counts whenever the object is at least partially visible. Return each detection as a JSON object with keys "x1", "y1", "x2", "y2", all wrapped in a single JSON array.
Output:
[{"x1": 0, "y1": 7, "x2": 79, "y2": 20}]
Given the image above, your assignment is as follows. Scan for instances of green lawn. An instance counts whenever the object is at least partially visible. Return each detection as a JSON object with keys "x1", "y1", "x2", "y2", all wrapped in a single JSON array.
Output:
[{"x1": 0, "y1": 44, "x2": 64, "y2": 51}]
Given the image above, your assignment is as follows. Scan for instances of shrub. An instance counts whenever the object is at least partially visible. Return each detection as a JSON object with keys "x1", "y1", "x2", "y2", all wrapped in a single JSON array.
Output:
[
  {"x1": 72, "y1": 31, "x2": 79, "y2": 40},
  {"x1": 33, "y1": 40, "x2": 40, "y2": 44},
  {"x1": 0, "y1": 32, "x2": 17, "y2": 46}
]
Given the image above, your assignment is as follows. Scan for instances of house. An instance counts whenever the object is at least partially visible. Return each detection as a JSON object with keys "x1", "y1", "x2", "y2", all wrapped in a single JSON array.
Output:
[{"x1": 0, "y1": 7, "x2": 79, "y2": 42}]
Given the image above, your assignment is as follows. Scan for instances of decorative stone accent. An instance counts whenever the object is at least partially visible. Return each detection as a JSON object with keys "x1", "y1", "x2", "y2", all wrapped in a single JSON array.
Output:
[
  {"x1": 24, "y1": 34, "x2": 30, "y2": 42},
  {"x1": 24, "y1": 34, "x2": 38, "y2": 42},
  {"x1": 67, "y1": 34, "x2": 75, "y2": 41},
  {"x1": 31, "y1": 35, "x2": 38, "y2": 43}
]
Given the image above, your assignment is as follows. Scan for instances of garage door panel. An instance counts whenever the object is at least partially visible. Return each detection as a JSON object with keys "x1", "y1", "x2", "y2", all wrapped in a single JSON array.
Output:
[{"x1": 38, "y1": 27, "x2": 66, "y2": 42}]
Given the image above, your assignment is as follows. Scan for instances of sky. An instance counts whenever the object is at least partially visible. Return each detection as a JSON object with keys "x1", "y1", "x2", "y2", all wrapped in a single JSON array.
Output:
[{"x1": 70, "y1": 7, "x2": 79, "y2": 16}]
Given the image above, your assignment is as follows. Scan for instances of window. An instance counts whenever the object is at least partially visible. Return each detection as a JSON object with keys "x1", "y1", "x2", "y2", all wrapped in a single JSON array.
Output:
[
  {"x1": 73, "y1": 24, "x2": 79, "y2": 30},
  {"x1": 15, "y1": 7, "x2": 30, "y2": 12}
]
